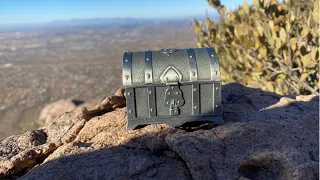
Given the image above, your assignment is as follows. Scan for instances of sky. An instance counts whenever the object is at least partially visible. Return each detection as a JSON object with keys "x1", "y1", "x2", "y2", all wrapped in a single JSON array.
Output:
[{"x1": 0, "y1": 0, "x2": 247, "y2": 24}]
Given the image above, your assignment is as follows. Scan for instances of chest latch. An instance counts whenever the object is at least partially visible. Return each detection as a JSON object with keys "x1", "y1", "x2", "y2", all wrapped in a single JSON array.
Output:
[
  {"x1": 164, "y1": 86, "x2": 184, "y2": 115},
  {"x1": 161, "y1": 66, "x2": 185, "y2": 116}
]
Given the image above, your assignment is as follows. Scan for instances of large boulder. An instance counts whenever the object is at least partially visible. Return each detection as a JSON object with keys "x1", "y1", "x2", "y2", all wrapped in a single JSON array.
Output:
[{"x1": 0, "y1": 83, "x2": 318, "y2": 180}]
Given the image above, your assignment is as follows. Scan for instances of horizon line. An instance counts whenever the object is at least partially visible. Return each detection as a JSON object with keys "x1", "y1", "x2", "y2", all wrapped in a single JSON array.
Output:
[{"x1": 0, "y1": 13, "x2": 219, "y2": 27}]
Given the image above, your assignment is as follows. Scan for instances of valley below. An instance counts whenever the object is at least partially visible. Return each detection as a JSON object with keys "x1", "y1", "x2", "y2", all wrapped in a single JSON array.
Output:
[{"x1": 0, "y1": 18, "x2": 197, "y2": 139}]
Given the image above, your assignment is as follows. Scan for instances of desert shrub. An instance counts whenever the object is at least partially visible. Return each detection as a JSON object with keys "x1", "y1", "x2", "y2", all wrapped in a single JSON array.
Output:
[{"x1": 192, "y1": 0, "x2": 319, "y2": 95}]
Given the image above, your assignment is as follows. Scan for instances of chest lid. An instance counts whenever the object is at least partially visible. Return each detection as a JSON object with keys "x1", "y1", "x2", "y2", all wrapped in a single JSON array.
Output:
[{"x1": 122, "y1": 47, "x2": 221, "y2": 87}]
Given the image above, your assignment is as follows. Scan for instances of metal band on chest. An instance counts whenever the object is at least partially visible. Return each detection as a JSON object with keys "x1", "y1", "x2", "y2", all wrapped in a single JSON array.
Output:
[
  {"x1": 192, "y1": 84, "x2": 200, "y2": 115},
  {"x1": 126, "y1": 88, "x2": 136, "y2": 119},
  {"x1": 206, "y1": 47, "x2": 221, "y2": 81},
  {"x1": 187, "y1": 48, "x2": 198, "y2": 82},
  {"x1": 187, "y1": 48, "x2": 200, "y2": 115},
  {"x1": 144, "y1": 50, "x2": 153, "y2": 84},
  {"x1": 147, "y1": 87, "x2": 156, "y2": 117},
  {"x1": 145, "y1": 50, "x2": 156, "y2": 117},
  {"x1": 122, "y1": 51, "x2": 133, "y2": 86},
  {"x1": 213, "y1": 82, "x2": 222, "y2": 115}
]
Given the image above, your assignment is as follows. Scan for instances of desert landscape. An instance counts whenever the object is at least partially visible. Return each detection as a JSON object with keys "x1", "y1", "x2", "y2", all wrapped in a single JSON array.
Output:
[
  {"x1": 1, "y1": 0, "x2": 318, "y2": 179},
  {"x1": 0, "y1": 18, "x2": 197, "y2": 140}
]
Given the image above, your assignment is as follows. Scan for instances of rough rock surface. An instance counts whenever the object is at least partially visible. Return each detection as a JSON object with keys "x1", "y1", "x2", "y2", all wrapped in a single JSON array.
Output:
[
  {"x1": 0, "y1": 89, "x2": 127, "y2": 179},
  {"x1": 0, "y1": 83, "x2": 318, "y2": 180},
  {"x1": 37, "y1": 99, "x2": 94, "y2": 126},
  {"x1": 0, "y1": 107, "x2": 89, "y2": 179}
]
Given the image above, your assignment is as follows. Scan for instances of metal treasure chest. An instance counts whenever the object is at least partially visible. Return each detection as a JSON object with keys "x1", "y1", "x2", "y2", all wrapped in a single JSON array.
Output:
[{"x1": 122, "y1": 47, "x2": 223, "y2": 129}]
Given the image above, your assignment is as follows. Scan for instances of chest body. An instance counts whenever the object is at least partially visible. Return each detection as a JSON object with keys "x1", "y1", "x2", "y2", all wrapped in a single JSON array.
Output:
[{"x1": 122, "y1": 47, "x2": 223, "y2": 129}]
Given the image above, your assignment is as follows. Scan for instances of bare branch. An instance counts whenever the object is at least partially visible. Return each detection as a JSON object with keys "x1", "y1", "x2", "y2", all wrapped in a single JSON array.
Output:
[
  {"x1": 285, "y1": 79, "x2": 300, "y2": 94},
  {"x1": 290, "y1": 76, "x2": 319, "y2": 95}
]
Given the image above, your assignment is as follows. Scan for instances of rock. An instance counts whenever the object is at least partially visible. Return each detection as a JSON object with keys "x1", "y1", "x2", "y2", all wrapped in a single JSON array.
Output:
[
  {"x1": 22, "y1": 146, "x2": 192, "y2": 180},
  {"x1": 41, "y1": 108, "x2": 127, "y2": 162},
  {"x1": 0, "y1": 130, "x2": 56, "y2": 179},
  {"x1": 22, "y1": 109, "x2": 192, "y2": 180},
  {"x1": 166, "y1": 122, "x2": 318, "y2": 180},
  {"x1": 43, "y1": 109, "x2": 176, "y2": 163},
  {"x1": 0, "y1": 89, "x2": 126, "y2": 179},
  {"x1": 38, "y1": 99, "x2": 94, "y2": 126},
  {"x1": 1, "y1": 83, "x2": 318, "y2": 179},
  {"x1": 87, "y1": 88, "x2": 126, "y2": 118},
  {"x1": 164, "y1": 83, "x2": 318, "y2": 180},
  {"x1": 0, "y1": 130, "x2": 46, "y2": 158},
  {"x1": 113, "y1": 88, "x2": 125, "y2": 97},
  {"x1": 0, "y1": 106, "x2": 89, "y2": 178}
]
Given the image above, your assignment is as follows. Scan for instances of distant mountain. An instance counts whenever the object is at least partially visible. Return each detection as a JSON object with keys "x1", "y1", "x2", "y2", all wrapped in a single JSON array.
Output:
[
  {"x1": 0, "y1": 15, "x2": 219, "y2": 33},
  {"x1": 48, "y1": 17, "x2": 155, "y2": 25}
]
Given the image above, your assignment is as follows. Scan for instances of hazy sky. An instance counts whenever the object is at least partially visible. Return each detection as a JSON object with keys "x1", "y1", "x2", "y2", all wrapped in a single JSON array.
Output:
[{"x1": 0, "y1": 0, "x2": 248, "y2": 24}]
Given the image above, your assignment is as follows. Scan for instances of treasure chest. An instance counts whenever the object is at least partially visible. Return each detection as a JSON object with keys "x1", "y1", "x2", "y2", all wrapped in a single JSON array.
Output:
[{"x1": 122, "y1": 47, "x2": 223, "y2": 129}]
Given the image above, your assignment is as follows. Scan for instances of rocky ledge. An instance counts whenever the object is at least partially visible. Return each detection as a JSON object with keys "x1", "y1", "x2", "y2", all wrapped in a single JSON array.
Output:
[{"x1": 0, "y1": 83, "x2": 318, "y2": 180}]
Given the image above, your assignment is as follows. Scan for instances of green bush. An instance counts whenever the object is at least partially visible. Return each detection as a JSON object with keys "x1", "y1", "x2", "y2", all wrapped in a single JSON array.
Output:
[{"x1": 192, "y1": 0, "x2": 319, "y2": 95}]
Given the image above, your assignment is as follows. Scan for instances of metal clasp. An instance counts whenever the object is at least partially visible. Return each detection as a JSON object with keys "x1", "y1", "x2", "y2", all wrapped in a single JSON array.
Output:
[
  {"x1": 164, "y1": 85, "x2": 184, "y2": 116},
  {"x1": 160, "y1": 65, "x2": 182, "y2": 85}
]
